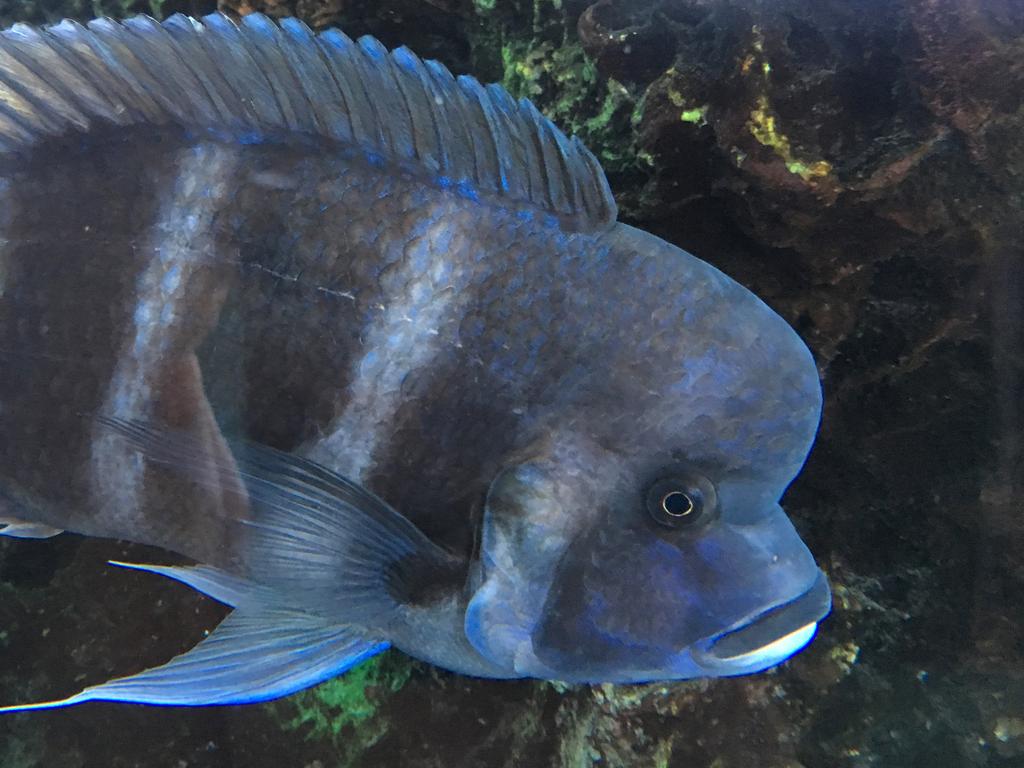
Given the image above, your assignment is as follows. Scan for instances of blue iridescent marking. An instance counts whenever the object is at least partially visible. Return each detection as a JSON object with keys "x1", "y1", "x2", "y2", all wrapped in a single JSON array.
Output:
[
  {"x1": 244, "y1": 15, "x2": 275, "y2": 38},
  {"x1": 393, "y1": 47, "x2": 417, "y2": 70},
  {"x1": 223, "y1": 641, "x2": 390, "y2": 706},
  {"x1": 359, "y1": 349, "x2": 379, "y2": 373},
  {"x1": 359, "y1": 37, "x2": 385, "y2": 59},
  {"x1": 456, "y1": 180, "x2": 479, "y2": 201},
  {"x1": 320, "y1": 30, "x2": 352, "y2": 53},
  {"x1": 160, "y1": 264, "x2": 181, "y2": 294}
]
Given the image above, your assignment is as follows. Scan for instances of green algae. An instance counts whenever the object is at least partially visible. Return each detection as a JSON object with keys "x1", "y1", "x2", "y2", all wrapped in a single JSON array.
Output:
[
  {"x1": 274, "y1": 650, "x2": 412, "y2": 764},
  {"x1": 472, "y1": 0, "x2": 650, "y2": 187},
  {"x1": 652, "y1": 736, "x2": 676, "y2": 768},
  {"x1": 740, "y1": 27, "x2": 832, "y2": 183},
  {"x1": 747, "y1": 95, "x2": 832, "y2": 181},
  {"x1": 680, "y1": 107, "x2": 706, "y2": 124}
]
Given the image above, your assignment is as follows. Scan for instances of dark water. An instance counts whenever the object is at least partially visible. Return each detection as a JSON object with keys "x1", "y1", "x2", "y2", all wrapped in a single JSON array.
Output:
[{"x1": 1, "y1": 1, "x2": 1022, "y2": 766}]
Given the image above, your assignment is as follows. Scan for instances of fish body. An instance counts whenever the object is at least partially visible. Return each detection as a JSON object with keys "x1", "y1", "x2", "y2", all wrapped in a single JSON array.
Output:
[{"x1": 0, "y1": 14, "x2": 829, "y2": 708}]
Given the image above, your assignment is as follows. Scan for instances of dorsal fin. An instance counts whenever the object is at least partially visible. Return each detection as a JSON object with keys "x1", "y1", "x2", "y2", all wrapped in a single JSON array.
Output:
[{"x1": 0, "y1": 13, "x2": 617, "y2": 231}]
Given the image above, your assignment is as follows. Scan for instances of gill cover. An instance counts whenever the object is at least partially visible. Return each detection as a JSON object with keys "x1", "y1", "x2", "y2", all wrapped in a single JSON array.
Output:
[{"x1": 465, "y1": 461, "x2": 573, "y2": 678}]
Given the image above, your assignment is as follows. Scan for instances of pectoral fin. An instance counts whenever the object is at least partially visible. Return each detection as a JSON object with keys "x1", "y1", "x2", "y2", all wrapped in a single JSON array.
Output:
[
  {"x1": 0, "y1": 602, "x2": 388, "y2": 710},
  {"x1": 98, "y1": 415, "x2": 464, "y2": 621}
]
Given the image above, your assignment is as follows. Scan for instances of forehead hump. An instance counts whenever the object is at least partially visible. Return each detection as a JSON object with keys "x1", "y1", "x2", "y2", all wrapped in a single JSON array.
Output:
[{"x1": 587, "y1": 225, "x2": 822, "y2": 486}]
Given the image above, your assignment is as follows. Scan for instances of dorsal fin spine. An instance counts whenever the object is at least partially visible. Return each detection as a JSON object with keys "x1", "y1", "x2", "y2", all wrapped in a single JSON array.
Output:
[
  {"x1": 484, "y1": 83, "x2": 530, "y2": 201},
  {"x1": 581, "y1": 142, "x2": 613, "y2": 221},
  {"x1": 315, "y1": 30, "x2": 366, "y2": 147},
  {"x1": 456, "y1": 74, "x2": 498, "y2": 191},
  {"x1": 191, "y1": 13, "x2": 258, "y2": 128},
  {"x1": 0, "y1": 35, "x2": 79, "y2": 135},
  {"x1": 368, "y1": 37, "x2": 418, "y2": 163},
  {"x1": 322, "y1": 30, "x2": 384, "y2": 152},
  {"x1": 352, "y1": 36, "x2": 398, "y2": 155},
  {"x1": 255, "y1": 14, "x2": 320, "y2": 133},
  {"x1": 278, "y1": 18, "x2": 343, "y2": 139},
  {"x1": 125, "y1": 17, "x2": 216, "y2": 125},
  {"x1": 390, "y1": 46, "x2": 434, "y2": 169},
  {"x1": 519, "y1": 98, "x2": 554, "y2": 211},
  {"x1": 514, "y1": 96, "x2": 546, "y2": 204},
  {"x1": 202, "y1": 13, "x2": 281, "y2": 129},
  {"x1": 423, "y1": 58, "x2": 474, "y2": 183},
  {"x1": 163, "y1": 15, "x2": 248, "y2": 130},
  {"x1": 460, "y1": 76, "x2": 509, "y2": 194},
  {"x1": 0, "y1": 77, "x2": 54, "y2": 139},
  {"x1": 1, "y1": 26, "x2": 87, "y2": 129},
  {"x1": 549, "y1": 112, "x2": 576, "y2": 214},
  {"x1": 409, "y1": 52, "x2": 453, "y2": 175},
  {"x1": 23, "y1": 28, "x2": 102, "y2": 119},
  {"x1": 238, "y1": 15, "x2": 303, "y2": 131},
  {"x1": 554, "y1": 127, "x2": 583, "y2": 212},
  {"x1": 42, "y1": 22, "x2": 123, "y2": 124},
  {"x1": 2, "y1": 25, "x2": 93, "y2": 130},
  {"x1": 86, "y1": 18, "x2": 168, "y2": 124}
]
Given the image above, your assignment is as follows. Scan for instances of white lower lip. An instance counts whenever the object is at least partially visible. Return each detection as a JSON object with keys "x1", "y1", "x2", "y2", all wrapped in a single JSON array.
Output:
[{"x1": 714, "y1": 622, "x2": 818, "y2": 666}]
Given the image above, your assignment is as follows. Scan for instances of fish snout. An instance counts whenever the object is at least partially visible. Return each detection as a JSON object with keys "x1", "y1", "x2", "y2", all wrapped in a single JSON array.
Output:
[{"x1": 691, "y1": 570, "x2": 831, "y2": 674}]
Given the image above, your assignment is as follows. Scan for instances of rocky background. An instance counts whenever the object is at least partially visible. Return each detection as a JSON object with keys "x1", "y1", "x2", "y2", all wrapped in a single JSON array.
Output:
[{"x1": 0, "y1": 1, "x2": 1021, "y2": 766}]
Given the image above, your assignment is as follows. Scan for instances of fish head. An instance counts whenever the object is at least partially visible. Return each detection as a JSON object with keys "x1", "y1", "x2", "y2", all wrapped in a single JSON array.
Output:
[{"x1": 464, "y1": 225, "x2": 829, "y2": 683}]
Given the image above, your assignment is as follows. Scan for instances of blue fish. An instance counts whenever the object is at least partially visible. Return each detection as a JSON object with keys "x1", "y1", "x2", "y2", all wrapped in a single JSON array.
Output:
[{"x1": 0, "y1": 12, "x2": 828, "y2": 710}]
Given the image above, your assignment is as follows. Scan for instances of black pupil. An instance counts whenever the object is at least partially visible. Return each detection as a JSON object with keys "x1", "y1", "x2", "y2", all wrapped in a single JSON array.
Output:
[{"x1": 661, "y1": 491, "x2": 694, "y2": 517}]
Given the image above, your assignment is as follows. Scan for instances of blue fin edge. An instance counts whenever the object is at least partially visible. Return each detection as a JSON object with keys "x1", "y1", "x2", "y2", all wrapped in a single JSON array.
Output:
[{"x1": 0, "y1": 561, "x2": 389, "y2": 711}]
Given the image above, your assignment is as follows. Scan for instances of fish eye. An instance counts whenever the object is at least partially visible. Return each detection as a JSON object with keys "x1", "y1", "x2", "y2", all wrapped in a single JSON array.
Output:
[
  {"x1": 660, "y1": 490, "x2": 694, "y2": 518},
  {"x1": 645, "y1": 475, "x2": 717, "y2": 529}
]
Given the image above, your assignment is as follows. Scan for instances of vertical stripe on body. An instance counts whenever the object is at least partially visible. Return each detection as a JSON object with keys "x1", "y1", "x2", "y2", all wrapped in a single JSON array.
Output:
[
  {"x1": 91, "y1": 144, "x2": 239, "y2": 525},
  {"x1": 307, "y1": 211, "x2": 473, "y2": 482}
]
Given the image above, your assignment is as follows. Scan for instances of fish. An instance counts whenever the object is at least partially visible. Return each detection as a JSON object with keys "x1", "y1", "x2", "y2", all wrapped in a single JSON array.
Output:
[{"x1": 0, "y1": 12, "x2": 829, "y2": 710}]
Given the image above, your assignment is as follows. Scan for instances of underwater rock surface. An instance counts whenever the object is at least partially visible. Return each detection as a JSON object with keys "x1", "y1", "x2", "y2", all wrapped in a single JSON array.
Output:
[{"x1": 0, "y1": 0, "x2": 1021, "y2": 766}]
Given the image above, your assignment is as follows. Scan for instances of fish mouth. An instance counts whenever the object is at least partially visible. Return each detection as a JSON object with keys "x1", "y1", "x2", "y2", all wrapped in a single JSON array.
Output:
[{"x1": 693, "y1": 571, "x2": 831, "y2": 672}]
